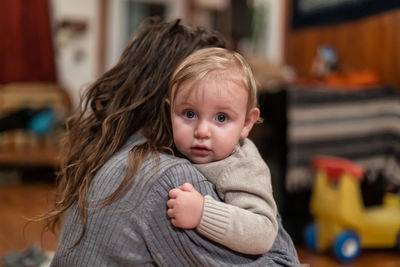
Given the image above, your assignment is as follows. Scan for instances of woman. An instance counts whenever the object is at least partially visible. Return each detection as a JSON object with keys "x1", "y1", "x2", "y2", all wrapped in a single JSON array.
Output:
[{"x1": 46, "y1": 17, "x2": 300, "y2": 266}]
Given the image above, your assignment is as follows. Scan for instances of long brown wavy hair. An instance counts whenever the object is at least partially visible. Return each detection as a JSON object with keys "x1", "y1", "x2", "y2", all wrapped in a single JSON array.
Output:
[{"x1": 43, "y1": 17, "x2": 226, "y2": 246}]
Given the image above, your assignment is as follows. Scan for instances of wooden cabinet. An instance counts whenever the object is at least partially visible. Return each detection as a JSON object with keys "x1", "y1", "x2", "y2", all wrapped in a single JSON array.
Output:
[{"x1": 0, "y1": 82, "x2": 71, "y2": 168}]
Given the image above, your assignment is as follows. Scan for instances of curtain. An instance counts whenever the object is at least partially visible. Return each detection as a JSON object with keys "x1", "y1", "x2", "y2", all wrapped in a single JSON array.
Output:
[{"x1": 0, "y1": 0, "x2": 56, "y2": 84}]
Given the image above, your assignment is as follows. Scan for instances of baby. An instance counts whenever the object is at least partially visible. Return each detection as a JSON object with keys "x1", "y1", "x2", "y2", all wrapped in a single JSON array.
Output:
[{"x1": 166, "y1": 47, "x2": 278, "y2": 255}]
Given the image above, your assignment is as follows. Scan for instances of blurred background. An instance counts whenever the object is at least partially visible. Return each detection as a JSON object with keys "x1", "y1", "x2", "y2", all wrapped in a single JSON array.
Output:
[{"x1": 0, "y1": 0, "x2": 400, "y2": 266}]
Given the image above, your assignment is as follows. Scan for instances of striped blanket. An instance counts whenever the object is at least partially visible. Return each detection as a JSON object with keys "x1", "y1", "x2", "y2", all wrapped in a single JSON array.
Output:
[{"x1": 286, "y1": 86, "x2": 400, "y2": 192}]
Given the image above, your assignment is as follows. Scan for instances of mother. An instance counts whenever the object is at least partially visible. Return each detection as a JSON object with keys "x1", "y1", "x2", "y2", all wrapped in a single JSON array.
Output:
[{"x1": 46, "y1": 17, "x2": 300, "y2": 266}]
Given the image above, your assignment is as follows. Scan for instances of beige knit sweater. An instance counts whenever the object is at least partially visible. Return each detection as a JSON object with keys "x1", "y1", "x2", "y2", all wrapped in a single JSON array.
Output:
[{"x1": 194, "y1": 138, "x2": 278, "y2": 255}]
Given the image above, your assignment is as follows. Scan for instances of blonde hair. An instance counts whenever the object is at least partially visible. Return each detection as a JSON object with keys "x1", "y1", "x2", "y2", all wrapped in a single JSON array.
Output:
[{"x1": 168, "y1": 47, "x2": 258, "y2": 112}]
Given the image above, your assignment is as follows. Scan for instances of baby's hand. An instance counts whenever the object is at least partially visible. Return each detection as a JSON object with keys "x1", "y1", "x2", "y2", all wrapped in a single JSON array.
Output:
[{"x1": 167, "y1": 183, "x2": 204, "y2": 229}]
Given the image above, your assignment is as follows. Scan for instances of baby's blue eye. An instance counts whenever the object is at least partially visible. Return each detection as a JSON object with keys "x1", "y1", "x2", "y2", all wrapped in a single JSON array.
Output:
[
  {"x1": 184, "y1": 110, "x2": 196, "y2": 119},
  {"x1": 216, "y1": 113, "x2": 227, "y2": 123}
]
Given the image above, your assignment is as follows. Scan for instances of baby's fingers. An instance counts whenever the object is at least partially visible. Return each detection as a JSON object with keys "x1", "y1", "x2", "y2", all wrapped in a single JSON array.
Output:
[
  {"x1": 167, "y1": 207, "x2": 175, "y2": 218},
  {"x1": 166, "y1": 198, "x2": 175, "y2": 208},
  {"x1": 170, "y1": 218, "x2": 178, "y2": 227},
  {"x1": 168, "y1": 188, "x2": 182, "y2": 199},
  {"x1": 179, "y1": 183, "x2": 195, "y2": 192}
]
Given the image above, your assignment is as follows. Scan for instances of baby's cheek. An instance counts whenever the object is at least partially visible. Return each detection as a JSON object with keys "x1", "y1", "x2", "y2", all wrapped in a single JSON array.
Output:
[
  {"x1": 173, "y1": 128, "x2": 191, "y2": 153},
  {"x1": 215, "y1": 138, "x2": 237, "y2": 160},
  {"x1": 173, "y1": 135, "x2": 185, "y2": 152}
]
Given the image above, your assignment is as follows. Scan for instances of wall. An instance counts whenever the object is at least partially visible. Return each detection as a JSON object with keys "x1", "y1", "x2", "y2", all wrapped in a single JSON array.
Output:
[
  {"x1": 50, "y1": 0, "x2": 100, "y2": 107},
  {"x1": 265, "y1": 0, "x2": 285, "y2": 64},
  {"x1": 239, "y1": 0, "x2": 285, "y2": 65},
  {"x1": 51, "y1": 0, "x2": 187, "y2": 107},
  {"x1": 105, "y1": 0, "x2": 186, "y2": 71},
  {"x1": 286, "y1": 10, "x2": 400, "y2": 89},
  {"x1": 49, "y1": 0, "x2": 286, "y2": 107}
]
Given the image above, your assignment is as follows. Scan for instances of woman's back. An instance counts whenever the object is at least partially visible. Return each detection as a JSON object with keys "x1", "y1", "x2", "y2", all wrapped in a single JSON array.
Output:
[{"x1": 52, "y1": 134, "x2": 299, "y2": 266}]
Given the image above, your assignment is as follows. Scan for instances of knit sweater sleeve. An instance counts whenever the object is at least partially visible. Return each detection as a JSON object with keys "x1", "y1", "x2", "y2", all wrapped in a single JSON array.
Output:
[
  {"x1": 141, "y1": 161, "x2": 300, "y2": 266},
  {"x1": 195, "y1": 138, "x2": 278, "y2": 255}
]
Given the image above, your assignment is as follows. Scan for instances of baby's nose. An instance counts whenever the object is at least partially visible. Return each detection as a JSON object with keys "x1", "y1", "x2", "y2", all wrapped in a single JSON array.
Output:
[{"x1": 194, "y1": 121, "x2": 211, "y2": 139}]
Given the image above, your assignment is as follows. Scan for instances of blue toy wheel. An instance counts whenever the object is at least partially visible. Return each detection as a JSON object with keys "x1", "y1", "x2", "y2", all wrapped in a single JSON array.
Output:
[
  {"x1": 304, "y1": 223, "x2": 317, "y2": 251},
  {"x1": 333, "y1": 231, "x2": 361, "y2": 262}
]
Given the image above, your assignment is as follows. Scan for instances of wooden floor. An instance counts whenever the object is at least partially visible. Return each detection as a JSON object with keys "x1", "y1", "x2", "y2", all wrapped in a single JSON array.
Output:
[
  {"x1": 0, "y1": 182, "x2": 58, "y2": 260},
  {"x1": 1, "y1": 182, "x2": 400, "y2": 266},
  {"x1": 297, "y1": 246, "x2": 400, "y2": 267}
]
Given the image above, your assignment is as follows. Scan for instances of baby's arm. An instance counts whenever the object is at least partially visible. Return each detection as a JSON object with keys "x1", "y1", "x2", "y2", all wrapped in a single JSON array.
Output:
[
  {"x1": 167, "y1": 139, "x2": 278, "y2": 255},
  {"x1": 167, "y1": 182, "x2": 277, "y2": 255},
  {"x1": 198, "y1": 189, "x2": 278, "y2": 255}
]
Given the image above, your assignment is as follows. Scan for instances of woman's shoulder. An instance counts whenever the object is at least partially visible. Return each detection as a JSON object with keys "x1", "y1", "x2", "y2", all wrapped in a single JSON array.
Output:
[
  {"x1": 101, "y1": 134, "x2": 188, "y2": 170},
  {"x1": 157, "y1": 153, "x2": 192, "y2": 173},
  {"x1": 92, "y1": 135, "x2": 198, "y2": 195}
]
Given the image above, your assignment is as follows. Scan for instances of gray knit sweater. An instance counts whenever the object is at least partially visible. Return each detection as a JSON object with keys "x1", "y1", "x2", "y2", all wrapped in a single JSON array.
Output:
[{"x1": 51, "y1": 134, "x2": 300, "y2": 267}]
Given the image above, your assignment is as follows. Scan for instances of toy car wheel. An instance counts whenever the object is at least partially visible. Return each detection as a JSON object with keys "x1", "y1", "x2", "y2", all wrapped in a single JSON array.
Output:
[
  {"x1": 333, "y1": 231, "x2": 361, "y2": 262},
  {"x1": 304, "y1": 223, "x2": 317, "y2": 251}
]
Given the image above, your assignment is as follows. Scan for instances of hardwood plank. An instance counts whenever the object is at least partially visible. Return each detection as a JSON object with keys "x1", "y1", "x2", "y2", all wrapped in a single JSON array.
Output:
[{"x1": 0, "y1": 183, "x2": 58, "y2": 259}]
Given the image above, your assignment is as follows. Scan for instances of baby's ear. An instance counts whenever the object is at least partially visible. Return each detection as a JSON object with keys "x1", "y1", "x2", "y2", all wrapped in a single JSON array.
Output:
[
  {"x1": 165, "y1": 98, "x2": 171, "y2": 106},
  {"x1": 240, "y1": 108, "x2": 260, "y2": 138}
]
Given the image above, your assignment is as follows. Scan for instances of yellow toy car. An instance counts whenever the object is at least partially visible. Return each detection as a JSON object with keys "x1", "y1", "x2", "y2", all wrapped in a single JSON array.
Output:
[{"x1": 305, "y1": 156, "x2": 400, "y2": 262}]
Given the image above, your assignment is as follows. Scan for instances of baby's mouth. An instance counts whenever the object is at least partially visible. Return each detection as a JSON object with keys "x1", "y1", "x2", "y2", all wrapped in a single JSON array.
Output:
[{"x1": 191, "y1": 145, "x2": 211, "y2": 155}]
